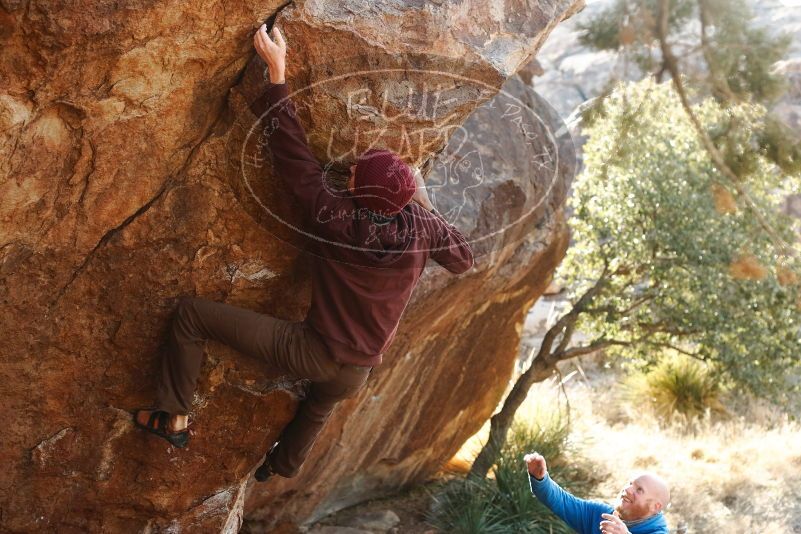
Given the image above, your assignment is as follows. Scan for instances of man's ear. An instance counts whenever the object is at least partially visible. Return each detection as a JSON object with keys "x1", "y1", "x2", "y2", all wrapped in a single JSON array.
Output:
[{"x1": 652, "y1": 501, "x2": 663, "y2": 514}]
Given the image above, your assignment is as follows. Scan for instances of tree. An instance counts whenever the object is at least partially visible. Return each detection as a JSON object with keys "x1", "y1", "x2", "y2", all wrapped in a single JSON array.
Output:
[
  {"x1": 469, "y1": 0, "x2": 801, "y2": 480},
  {"x1": 578, "y1": 0, "x2": 791, "y2": 104},
  {"x1": 580, "y1": 0, "x2": 801, "y2": 204},
  {"x1": 469, "y1": 77, "x2": 801, "y2": 478}
]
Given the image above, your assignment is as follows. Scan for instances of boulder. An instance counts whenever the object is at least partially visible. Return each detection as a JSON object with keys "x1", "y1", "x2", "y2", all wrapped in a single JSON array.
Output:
[
  {"x1": 344, "y1": 510, "x2": 400, "y2": 532},
  {"x1": 243, "y1": 73, "x2": 576, "y2": 528},
  {"x1": 0, "y1": 0, "x2": 579, "y2": 530}
]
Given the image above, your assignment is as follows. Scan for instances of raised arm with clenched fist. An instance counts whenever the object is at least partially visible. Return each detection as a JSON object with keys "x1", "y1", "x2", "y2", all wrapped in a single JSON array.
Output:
[
  {"x1": 525, "y1": 449, "x2": 669, "y2": 533},
  {"x1": 524, "y1": 451, "x2": 547, "y2": 480}
]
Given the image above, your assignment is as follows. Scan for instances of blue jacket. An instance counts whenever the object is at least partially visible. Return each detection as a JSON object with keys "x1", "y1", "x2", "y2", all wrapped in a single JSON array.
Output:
[{"x1": 529, "y1": 473, "x2": 669, "y2": 534}]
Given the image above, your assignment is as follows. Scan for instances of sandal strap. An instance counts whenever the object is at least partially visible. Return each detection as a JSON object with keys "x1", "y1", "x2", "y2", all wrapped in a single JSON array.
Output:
[
  {"x1": 157, "y1": 411, "x2": 169, "y2": 433},
  {"x1": 147, "y1": 410, "x2": 162, "y2": 430},
  {"x1": 134, "y1": 409, "x2": 190, "y2": 448}
]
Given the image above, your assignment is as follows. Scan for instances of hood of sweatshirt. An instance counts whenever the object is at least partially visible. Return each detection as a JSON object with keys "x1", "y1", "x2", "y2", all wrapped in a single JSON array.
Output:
[{"x1": 316, "y1": 197, "x2": 431, "y2": 270}]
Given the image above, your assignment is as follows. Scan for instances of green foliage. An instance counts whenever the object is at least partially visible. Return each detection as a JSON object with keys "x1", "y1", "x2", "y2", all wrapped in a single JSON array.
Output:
[
  {"x1": 625, "y1": 354, "x2": 727, "y2": 421},
  {"x1": 559, "y1": 78, "x2": 801, "y2": 399},
  {"x1": 578, "y1": 0, "x2": 695, "y2": 50},
  {"x1": 578, "y1": 84, "x2": 616, "y2": 129},
  {"x1": 578, "y1": 0, "x2": 693, "y2": 74},
  {"x1": 699, "y1": 0, "x2": 791, "y2": 103},
  {"x1": 427, "y1": 415, "x2": 598, "y2": 533},
  {"x1": 427, "y1": 480, "x2": 513, "y2": 534},
  {"x1": 758, "y1": 117, "x2": 801, "y2": 176},
  {"x1": 578, "y1": 0, "x2": 791, "y2": 105}
]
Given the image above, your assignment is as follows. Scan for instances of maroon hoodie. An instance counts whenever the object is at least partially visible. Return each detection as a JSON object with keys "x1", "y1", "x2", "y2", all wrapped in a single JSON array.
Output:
[{"x1": 249, "y1": 83, "x2": 474, "y2": 366}]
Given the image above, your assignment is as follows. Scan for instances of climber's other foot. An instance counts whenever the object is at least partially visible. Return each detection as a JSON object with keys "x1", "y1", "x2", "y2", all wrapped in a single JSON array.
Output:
[
  {"x1": 133, "y1": 409, "x2": 190, "y2": 448},
  {"x1": 254, "y1": 459, "x2": 275, "y2": 482},
  {"x1": 255, "y1": 443, "x2": 279, "y2": 482}
]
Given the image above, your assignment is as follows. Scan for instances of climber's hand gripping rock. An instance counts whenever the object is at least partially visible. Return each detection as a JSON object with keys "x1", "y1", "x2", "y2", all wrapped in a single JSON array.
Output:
[{"x1": 253, "y1": 24, "x2": 287, "y2": 84}]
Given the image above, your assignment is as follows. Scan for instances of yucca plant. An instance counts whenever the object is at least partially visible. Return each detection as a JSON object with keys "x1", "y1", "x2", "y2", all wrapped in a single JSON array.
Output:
[
  {"x1": 492, "y1": 419, "x2": 583, "y2": 533},
  {"x1": 428, "y1": 410, "x2": 598, "y2": 533},
  {"x1": 626, "y1": 355, "x2": 727, "y2": 422},
  {"x1": 426, "y1": 477, "x2": 512, "y2": 534}
]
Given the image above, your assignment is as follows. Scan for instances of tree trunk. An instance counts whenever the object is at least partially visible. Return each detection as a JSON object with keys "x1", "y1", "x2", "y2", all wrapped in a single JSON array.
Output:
[
  {"x1": 468, "y1": 356, "x2": 555, "y2": 478},
  {"x1": 467, "y1": 270, "x2": 611, "y2": 479}
]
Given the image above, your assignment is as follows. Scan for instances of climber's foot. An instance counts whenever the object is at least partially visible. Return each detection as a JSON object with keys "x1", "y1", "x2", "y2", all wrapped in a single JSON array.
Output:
[
  {"x1": 133, "y1": 409, "x2": 190, "y2": 448},
  {"x1": 255, "y1": 443, "x2": 279, "y2": 482},
  {"x1": 254, "y1": 459, "x2": 274, "y2": 482}
]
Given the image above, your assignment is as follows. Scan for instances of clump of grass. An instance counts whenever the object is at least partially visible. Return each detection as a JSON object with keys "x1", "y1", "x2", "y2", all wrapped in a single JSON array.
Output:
[
  {"x1": 625, "y1": 355, "x2": 727, "y2": 423},
  {"x1": 425, "y1": 478, "x2": 513, "y2": 534},
  {"x1": 427, "y1": 408, "x2": 598, "y2": 533}
]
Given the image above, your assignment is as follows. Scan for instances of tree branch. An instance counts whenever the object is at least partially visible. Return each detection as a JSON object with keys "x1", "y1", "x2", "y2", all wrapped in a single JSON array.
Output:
[
  {"x1": 556, "y1": 339, "x2": 624, "y2": 360},
  {"x1": 644, "y1": 340, "x2": 704, "y2": 360},
  {"x1": 657, "y1": 0, "x2": 797, "y2": 258},
  {"x1": 697, "y1": 0, "x2": 739, "y2": 102}
]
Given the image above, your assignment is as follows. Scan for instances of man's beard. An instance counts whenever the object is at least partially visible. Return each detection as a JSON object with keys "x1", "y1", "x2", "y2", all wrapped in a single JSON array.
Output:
[
  {"x1": 614, "y1": 499, "x2": 625, "y2": 517},
  {"x1": 615, "y1": 499, "x2": 651, "y2": 521}
]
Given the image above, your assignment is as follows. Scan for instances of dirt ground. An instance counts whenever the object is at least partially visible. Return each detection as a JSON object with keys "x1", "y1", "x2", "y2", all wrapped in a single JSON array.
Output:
[{"x1": 252, "y1": 353, "x2": 801, "y2": 533}]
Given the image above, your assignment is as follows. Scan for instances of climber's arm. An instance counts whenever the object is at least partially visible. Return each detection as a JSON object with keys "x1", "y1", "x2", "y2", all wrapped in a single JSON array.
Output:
[
  {"x1": 248, "y1": 83, "x2": 328, "y2": 210},
  {"x1": 251, "y1": 24, "x2": 353, "y2": 238},
  {"x1": 411, "y1": 169, "x2": 474, "y2": 274},
  {"x1": 528, "y1": 468, "x2": 610, "y2": 534},
  {"x1": 428, "y1": 210, "x2": 474, "y2": 274}
]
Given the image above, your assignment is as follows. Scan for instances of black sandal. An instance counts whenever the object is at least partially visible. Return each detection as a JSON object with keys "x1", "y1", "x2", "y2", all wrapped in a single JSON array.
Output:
[
  {"x1": 254, "y1": 442, "x2": 279, "y2": 482},
  {"x1": 133, "y1": 409, "x2": 190, "y2": 448}
]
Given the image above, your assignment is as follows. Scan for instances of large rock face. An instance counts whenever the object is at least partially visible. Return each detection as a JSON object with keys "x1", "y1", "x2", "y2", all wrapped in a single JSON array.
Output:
[
  {"x1": 244, "y1": 73, "x2": 576, "y2": 528},
  {"x1": 0, "y1": 0, "x2": 579, "y2": 531}
]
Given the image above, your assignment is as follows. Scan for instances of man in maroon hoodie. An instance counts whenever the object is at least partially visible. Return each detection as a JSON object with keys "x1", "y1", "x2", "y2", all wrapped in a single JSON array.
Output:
[{"x1": 133, "y1": 24, "x2": 474, "y2": 481}]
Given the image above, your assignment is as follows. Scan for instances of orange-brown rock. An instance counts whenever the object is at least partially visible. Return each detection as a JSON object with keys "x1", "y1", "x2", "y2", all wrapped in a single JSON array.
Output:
[
  {"x1": 0, "y1": 0, "x2": 580, "y2": 531},
  {"x1": 243, "y1": 73, "x2": 576, "y2": 529}
]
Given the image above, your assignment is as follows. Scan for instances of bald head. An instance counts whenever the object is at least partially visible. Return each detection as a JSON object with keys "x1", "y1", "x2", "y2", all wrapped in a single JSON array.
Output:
[
  {"x1": 638, "y1": 472, "x2": 670, "y2": 510},
  {"x1": 615, "y1": 471, "x2": 671, "y2": 520}
]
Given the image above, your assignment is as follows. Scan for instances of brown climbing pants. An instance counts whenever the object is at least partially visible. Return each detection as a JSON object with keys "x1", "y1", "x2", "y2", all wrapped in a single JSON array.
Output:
[{"x1": 155, "y1": 296, "x2": 372, "y2": 478}]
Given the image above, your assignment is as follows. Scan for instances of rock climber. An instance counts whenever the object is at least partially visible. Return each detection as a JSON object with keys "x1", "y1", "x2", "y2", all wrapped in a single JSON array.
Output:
[
  {"x1": 132, "y1": 23, "x2": 474, "y2": 482},
  {"x1": 524, "y1": 452, "x2": 670, "y2": 534}
]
